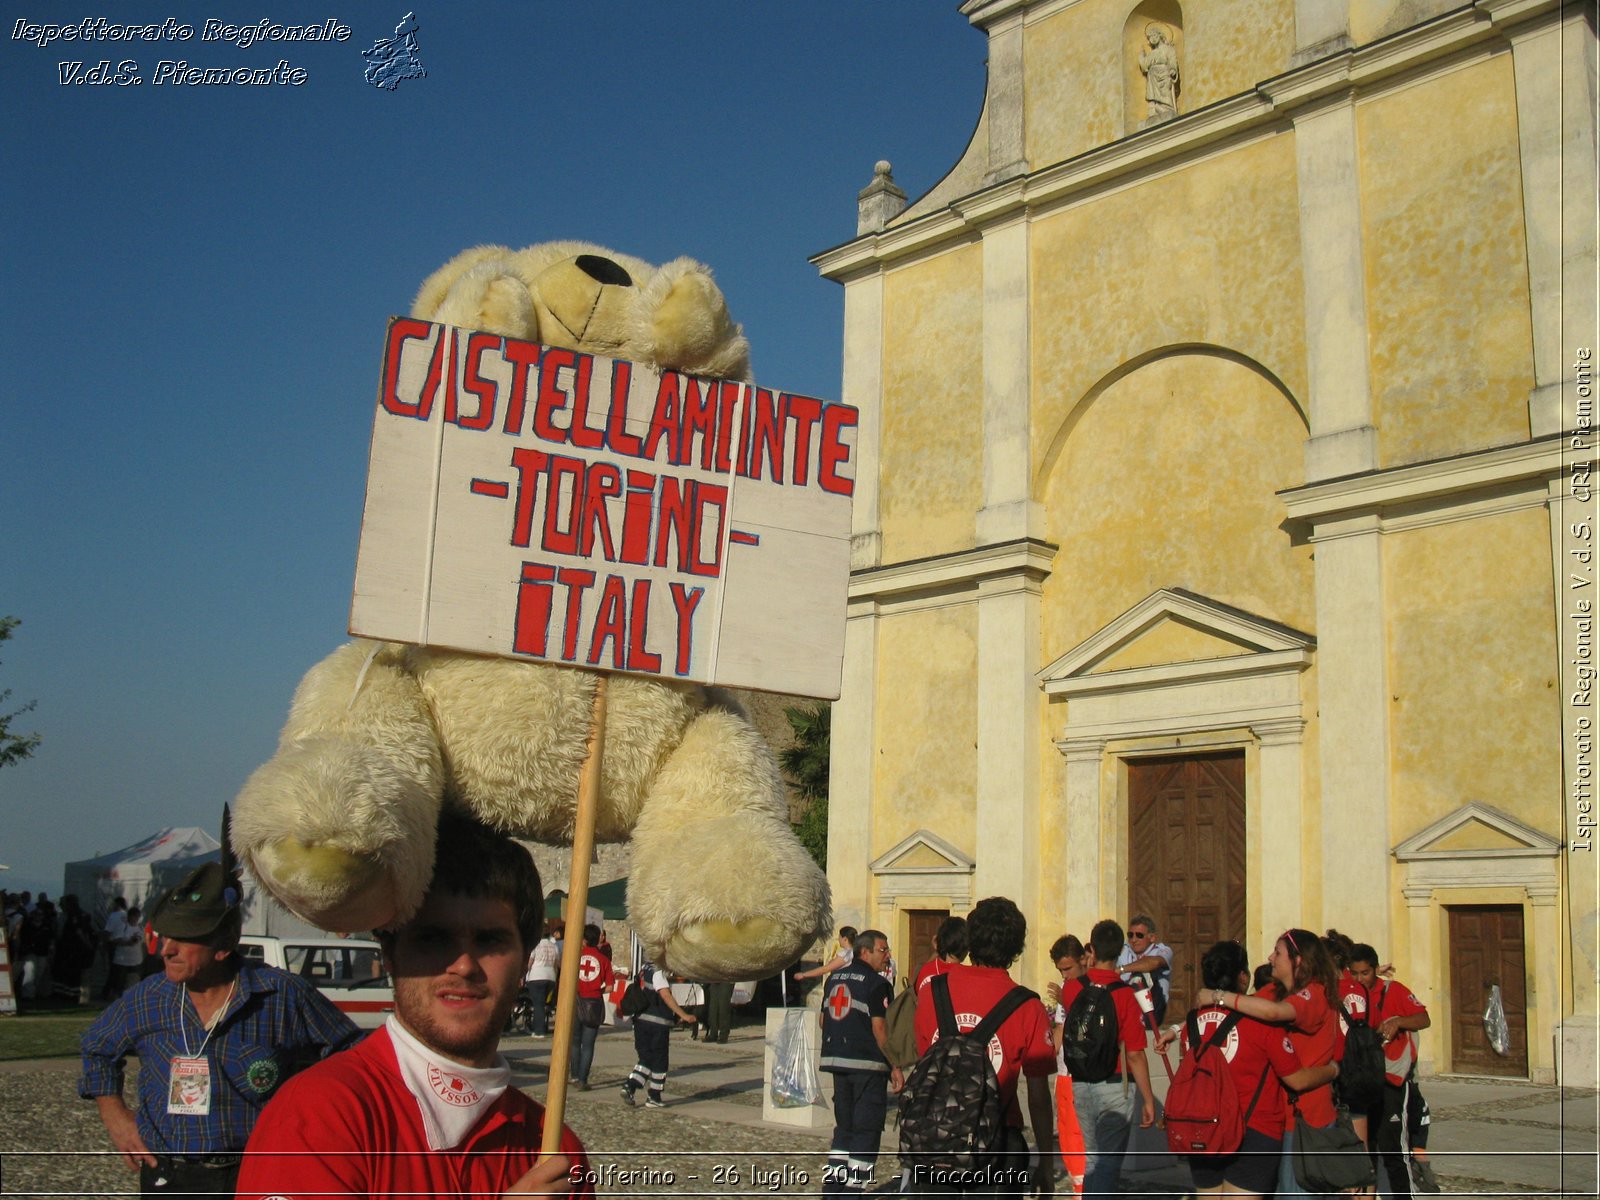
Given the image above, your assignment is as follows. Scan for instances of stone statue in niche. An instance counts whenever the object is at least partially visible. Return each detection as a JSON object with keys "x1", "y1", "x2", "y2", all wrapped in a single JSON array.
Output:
[{"x1": 1139, "y1": 23, "x2": 1180, "y2": 127}]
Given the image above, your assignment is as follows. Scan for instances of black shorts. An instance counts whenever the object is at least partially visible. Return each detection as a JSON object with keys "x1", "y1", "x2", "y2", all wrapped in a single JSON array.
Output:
[{"x1": 1188, "y1": 1127, "x2": 1282, "y2": 1194}]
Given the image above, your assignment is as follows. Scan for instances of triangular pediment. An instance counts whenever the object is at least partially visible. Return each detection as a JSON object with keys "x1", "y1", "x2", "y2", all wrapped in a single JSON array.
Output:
[
  {"x1": 1039, "y1": 589, "x2": 1315, "y2": 685},
  {"x1": 1394, "y1": 802, "x2": 1561, "y2": 860},
  {"x1": 869, "y1": 829, "x2": 974, "y2": 874}
]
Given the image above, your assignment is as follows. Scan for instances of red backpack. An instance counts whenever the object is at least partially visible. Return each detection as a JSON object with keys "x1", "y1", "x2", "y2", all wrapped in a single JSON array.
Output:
[{"x1": 1163, "y1": 1009, "x2": 1270, "y2": 1157}]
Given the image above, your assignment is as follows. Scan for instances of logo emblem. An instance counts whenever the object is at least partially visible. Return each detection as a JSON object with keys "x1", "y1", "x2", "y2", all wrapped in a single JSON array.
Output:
[
  {"x1": 245, "y1": 1057, "x2": 280, "y2": 1093},
  {"x1": 826, "y1": 983, "x2": 852, "y2": 1021},
  {"x1": 428, "y1": 1064, "x2": 481, "y2": 1106}
]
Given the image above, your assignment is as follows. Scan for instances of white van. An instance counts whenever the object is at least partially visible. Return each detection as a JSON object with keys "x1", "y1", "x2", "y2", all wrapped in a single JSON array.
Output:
[{"x1": 237, "y1": 935, "x2": 394, "y2": 1029}]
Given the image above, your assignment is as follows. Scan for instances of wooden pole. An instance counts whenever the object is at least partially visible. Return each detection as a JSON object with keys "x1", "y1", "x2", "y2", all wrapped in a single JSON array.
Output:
[{"x1": 541, "y1": 673, "x2": 608, "y2": 1155}]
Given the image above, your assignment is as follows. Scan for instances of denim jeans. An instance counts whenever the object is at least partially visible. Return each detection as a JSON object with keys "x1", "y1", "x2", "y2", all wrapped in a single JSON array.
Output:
[
  {"x1": 1073, "y1": 1078, "x2": 1135, "y2": 1197},
  {"x1": 569, "y1": 1021, "x2": 598, "y2": 1084}
]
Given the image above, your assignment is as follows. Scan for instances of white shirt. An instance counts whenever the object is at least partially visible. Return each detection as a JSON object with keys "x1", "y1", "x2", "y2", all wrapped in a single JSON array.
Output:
[{"x1": 525, "y1": 936, "x2": 561, "y2": 983}]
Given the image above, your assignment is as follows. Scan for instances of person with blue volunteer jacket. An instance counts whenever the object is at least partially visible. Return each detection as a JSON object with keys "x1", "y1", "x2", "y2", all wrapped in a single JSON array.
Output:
[
  {"x1": 620, "y1": 961, "x2": 697, "y2": 1107},
  {"x1": 818, "y1": 929, "x2": 903, "y2": 1195},
  {"x1": 79, "y1": 861, "x2": 359, "y2": 1199}
]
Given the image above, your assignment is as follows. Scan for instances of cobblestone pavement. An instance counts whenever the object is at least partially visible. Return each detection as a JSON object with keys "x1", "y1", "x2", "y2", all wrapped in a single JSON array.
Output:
[{"x1": 3, "y1": 1022, "x2": 1596, "y2": 1197}]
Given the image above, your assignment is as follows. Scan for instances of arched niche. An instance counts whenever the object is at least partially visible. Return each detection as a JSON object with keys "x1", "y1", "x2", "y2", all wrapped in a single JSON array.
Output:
[{"x1": 1124, "y1": 1, "x2": 1184, "y2": 133}]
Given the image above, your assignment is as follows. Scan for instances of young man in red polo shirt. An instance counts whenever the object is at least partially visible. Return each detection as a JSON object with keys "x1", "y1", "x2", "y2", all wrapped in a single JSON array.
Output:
[
  {"x1": 235, "y1": 813, "x2": 591, "y2": 1198},
  {"x1": 1058, "y1": 918, "x2": 1157, "y2": 1197},
  {"x1": 911, "y1": 896, "x2": 1056, "y2": 1196},
  {"x1": 1351, "y1": 945, "x2": 1431, "y2": 1199}
]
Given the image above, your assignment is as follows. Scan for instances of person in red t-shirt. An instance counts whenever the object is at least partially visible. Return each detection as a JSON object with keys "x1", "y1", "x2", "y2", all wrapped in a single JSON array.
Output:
[
  {"x1": 911, "y1": 896, "x2": 1056, "y2": 1196},
  {"x1": 1180, "y1": 941, "x2": 1339, "y2": 1197},
  {"x1": 1350, "y1": 945, "x2": 1430, "y2": 1199},
  {"x1": 568, "y1": 924, "x2": 614, "y2": 1090},
  {"x1": 236, "y1": 813, "x2": 590, "y2": 1199},
  {"x1": 1057, "y1": 919, "x2": 1157, "y2": 1198},
  {"x1": 1197, "y1": 927, "x2": 1343, "y2": 1200},
  {"x1": 912, "y1": 915, "x2": 968, "y2": 994}
]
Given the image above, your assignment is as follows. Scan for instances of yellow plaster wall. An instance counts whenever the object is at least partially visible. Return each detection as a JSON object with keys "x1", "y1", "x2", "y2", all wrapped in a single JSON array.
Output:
[
  {"x1": 1090, "y1": 618, "x2": 1253, "y2": 674},
  {"x1": 1030, "y1": 133, "x2": 1307, "y2": 486},
  {"x1": 1025, "y1": 0, "x2": 1295, "y2": 165},
  {"x1": 1349, "y1": 0, "x2": 1463, "y2": 46},
  {"x1": 1385, "y1": 506, "x2": 1562, "y2": 841},
  {"x1": 1039, "y1": 352, "x2": 1314, "y2": 660},
  {"x1": 1358, "y1": 56, "x2": 1535, "y2": 467},
  {"x1": 879, "y1": 246, "x2": 985, "y2": 562},
  {"x1": 873, "y1": 604, "x2": 979, "y2": 860}
]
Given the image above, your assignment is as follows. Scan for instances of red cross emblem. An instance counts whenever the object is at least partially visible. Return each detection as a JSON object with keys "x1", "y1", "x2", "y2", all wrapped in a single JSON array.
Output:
[{"x1": 827, "y1": 983, "x2": 852, "y2": 1020}]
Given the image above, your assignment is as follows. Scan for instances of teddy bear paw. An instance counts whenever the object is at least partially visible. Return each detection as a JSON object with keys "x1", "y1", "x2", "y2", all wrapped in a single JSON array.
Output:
[{"x1": 252, "y1": 837, "x2": 404, "y2": 933}]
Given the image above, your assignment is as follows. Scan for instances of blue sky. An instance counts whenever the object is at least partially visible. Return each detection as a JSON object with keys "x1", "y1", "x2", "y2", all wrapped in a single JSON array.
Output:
[{"x1": 1, "y1": 2, "x2": 985, "y2": 896}]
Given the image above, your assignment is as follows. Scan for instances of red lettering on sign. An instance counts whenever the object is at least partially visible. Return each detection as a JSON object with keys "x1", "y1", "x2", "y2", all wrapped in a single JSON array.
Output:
[
  {"x1": 627, "y1": 578, "x2": 662, "y2": 674},
  {"x1": 746, "y1": 388, "x2": 785, "y2": 484},
  {"x1": 568, "y1": 353, "x2": 604, "y2": 450},
  {"x1": 439, "y1": 329, "x2": 460, "y2": 426},
  {"x1": 713, "y1": 381, "x2": 741, "y2": 473},
  {"x1": 681, "y1": 377, "x2": 717, "y2": 470},
  {"x1": 457, "y1": 332, "x2": 500, "y2": 431},
  {"x1": 669, "y1": 583, "x2": 703, "y2": 676},
  {"x1": 380, "y1": 318, "x2": 436, "y2": 419},
  {"x1": 644, "y1": 373, "x2": 683, "y2": 464},
  {"x1": 535, "y1": 347, "x2": 575, "y2": 443},
  {"x1": 785, "y1": 394, "x2": 823, "y2": 486},
  {"x1": 542, "y1": 455, "x2": 584, "y2": 557},
  {"x1": 509, "y1": 448, "x2": 548, "y2": 548},
  {"x1": 819, "y1": 404, "x2": 857, "y2": 496},
  {"x1": 606, "y1": 361, "x2": 643, "y2": 458},
  {"x1": 556, "y1": 568, "x2": 595, "y2": 662},
  {"x1": 513, "y1": 563, "x2": 557, "y2": 656},
  {"x1": 579, "y1": 463, "x2": 621, "y2": 559},
  {"x1": 587, "y1": 574, "x2": 627, "y2": 668},
  {"x1": 501, "y1": 339, "x2": 540, "y2": 435},
  {"x1": 620, "y1": 470, "x2": 655, "y2": 566}
]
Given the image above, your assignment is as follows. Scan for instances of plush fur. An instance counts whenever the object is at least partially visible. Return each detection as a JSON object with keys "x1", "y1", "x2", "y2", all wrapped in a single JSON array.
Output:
[{"x1": 231, "y1": 244, "x2": 828, "y2": 980}]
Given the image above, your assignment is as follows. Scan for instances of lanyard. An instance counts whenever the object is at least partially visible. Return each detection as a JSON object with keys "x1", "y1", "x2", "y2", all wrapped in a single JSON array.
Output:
[{"x1": 177, "y1": 978, "x2": 237, "y2": 1059}]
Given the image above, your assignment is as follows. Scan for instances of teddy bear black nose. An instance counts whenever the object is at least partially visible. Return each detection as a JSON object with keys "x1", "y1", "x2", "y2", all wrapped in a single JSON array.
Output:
[{"x1": 575, "y1": 254, "x2": 633, "y2": 288}]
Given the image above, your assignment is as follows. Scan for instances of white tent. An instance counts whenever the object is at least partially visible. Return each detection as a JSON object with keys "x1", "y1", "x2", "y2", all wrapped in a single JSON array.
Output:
[
  {"x1": 148, "y1": 851, "x2": 325, "y2": 939},
  {"x1": 63, "y1": 827, "x2": 220, "y2": 923}
]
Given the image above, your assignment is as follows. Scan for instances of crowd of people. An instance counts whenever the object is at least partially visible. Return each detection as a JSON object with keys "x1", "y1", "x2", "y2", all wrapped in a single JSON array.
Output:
[
  {"x1": 809, "y1": 906, "x2": 1438, "y2": 1199},
  {"x1": 3, "y1": 888, "x2": 155, "y2": 1006},
  {"x1": 24, "y1": 838, "x2": 1440, "y2": 1199}
]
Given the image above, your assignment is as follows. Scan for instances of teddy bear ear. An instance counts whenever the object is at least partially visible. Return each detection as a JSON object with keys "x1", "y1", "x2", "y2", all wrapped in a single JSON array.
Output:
[
  {"x1": 639, "y1": 258, "x2": 752, "y2": 381},
  {"x1": 411, "y1": 245, "x2": 539, "y2": 341}
]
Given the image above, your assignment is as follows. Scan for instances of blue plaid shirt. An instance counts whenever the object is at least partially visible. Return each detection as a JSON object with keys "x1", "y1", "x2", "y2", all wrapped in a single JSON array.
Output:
[{"x1": 79, "y1": 961, "x2": 360, "y2": 1155}]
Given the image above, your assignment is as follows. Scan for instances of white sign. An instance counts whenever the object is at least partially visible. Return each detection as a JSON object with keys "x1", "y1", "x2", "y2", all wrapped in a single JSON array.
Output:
[{"x1": 351, "y1": 319, "x2": 856, "y2": 699}]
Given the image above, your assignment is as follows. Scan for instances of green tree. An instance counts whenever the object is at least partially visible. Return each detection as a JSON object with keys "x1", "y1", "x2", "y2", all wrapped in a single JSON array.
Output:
[
  {"x1": 781, "y1": 703, "x2": 830, "y2": 869},
  {"x1": 0, "y1": 616, "x2": 41, "y2": 769}
]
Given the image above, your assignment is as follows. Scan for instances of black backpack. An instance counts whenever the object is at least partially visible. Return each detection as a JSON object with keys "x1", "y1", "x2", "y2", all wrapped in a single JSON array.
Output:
[
  {"x1": 619, "y1": 977, "x2": 651, "y2": 1018},
  {"x1": 1336, "y1": 989, "x2": 1386, "y2": 1110},
  {"x1": 897, "y1": 974, "x2": 1036, "y2": 1182},
  {"x1": 1062, "y1": 979, "x2": 1128, "y2": 1082}
]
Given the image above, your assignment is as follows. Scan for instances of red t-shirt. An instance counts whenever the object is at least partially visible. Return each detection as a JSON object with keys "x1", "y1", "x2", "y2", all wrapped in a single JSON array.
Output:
[
  {"x1": 1058, "y1": 967, "x2": 1150, "y2": 1060},
  {"x1": 576, "y1": 945, "x2": 614, "y2": 999},
  {"x1": 913, "y1": 963, "x2": 1055, "y2": 1125},
  {"x1": 1181, "y1": 1005, "x2": 1304, "y2": 1139},
  {"x1": 1373, "y1": 978, "x2": 1427, "y2": 1084},
  {"x1": 914, "y1": 957, "x2": 952, "y2": 993},
  {"x1": 1282, "y1": 981, "x2": 1341, "y2": 1130},
  {"x1": 235, "y1": 1027, "x2": 593, "y2": 1199}
]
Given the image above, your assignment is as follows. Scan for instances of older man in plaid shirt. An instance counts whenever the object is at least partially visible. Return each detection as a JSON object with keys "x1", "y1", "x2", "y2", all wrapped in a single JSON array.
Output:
[{"x1": 79, "y1": 862, "x2": 357, "y2": 1199}]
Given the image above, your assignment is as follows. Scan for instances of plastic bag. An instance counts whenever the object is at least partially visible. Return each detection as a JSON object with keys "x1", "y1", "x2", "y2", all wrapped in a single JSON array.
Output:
[
  {"x1": 1484, "y1": 984, "x2": 1511, "y2": 1056},
  {"x1": 769, "y1": 1008, "x2": 823, "y2": 1108}
]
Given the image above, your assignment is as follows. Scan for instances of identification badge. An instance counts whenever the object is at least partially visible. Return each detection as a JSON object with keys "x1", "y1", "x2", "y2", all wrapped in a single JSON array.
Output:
[{"x1": 167, "y1": 1056, "x2": 211, "y2": 1115}]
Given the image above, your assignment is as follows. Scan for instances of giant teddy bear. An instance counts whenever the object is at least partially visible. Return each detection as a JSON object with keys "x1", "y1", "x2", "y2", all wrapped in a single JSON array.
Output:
[{"x1": 231, "y1": 241, "x2": 831, "y2": 981}]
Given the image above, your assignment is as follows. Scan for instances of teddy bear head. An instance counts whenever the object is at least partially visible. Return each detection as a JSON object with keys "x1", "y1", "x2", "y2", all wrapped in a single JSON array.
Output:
[{"x1": 411, "y1": 240, "x2": 751, "y2": 381}]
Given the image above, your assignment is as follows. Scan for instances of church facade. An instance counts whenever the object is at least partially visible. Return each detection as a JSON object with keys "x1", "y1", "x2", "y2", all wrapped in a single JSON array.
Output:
[{"x1": 814, "y1": 0, "x2": 1595, "y2": 1084}]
